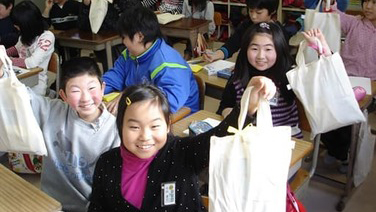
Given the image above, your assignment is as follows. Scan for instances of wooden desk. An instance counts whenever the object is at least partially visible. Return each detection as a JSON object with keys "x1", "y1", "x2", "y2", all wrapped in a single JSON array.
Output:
[
  {"x1": 0, "y1": 164, "x2": 62, "y2": 212},
  {"x1": 172, "y1": 110, "x2": 313, "y2": 167},
  {"x1": 160, "y1": 18, "x2": 210, "y2": 56},
  {"x1": 16, "y1": 67, "x2": 43, "y2": 87},
  {"x1": 194, "y1": 70, "x2": 227, "y2": 99},
  {"x1": 53, "y1": 29, "x2": 122, "y2": 69}
]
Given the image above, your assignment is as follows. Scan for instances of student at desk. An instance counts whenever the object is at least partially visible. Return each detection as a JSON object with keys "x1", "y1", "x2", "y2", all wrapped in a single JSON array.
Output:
[
  {"x1": 203, "y1": 0, "x2": 289, "y2": 62},
  {"x1": 0, "y1": 57, "x2": 120, "y2": 212},
  {"x1": 88, "y1": 79, "x2": 276, "y2": 211},
  {"x1": 6, "y1": 1, "x2": 54, "y2": 96},
  {"x1": 0, "y1": 0, "x2": 18, "y2": 49},
  {"x1": 103, "y1": 6, "x2": 199, "y2": 115},
  {"x1": 216, "y1": 23, "x2": 333, "y2": 139}
]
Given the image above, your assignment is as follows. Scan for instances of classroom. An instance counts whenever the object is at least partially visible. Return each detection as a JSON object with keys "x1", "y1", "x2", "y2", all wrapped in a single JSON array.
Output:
[{"x1": 0, "y1": 0, "x2": 375, "y2": 211}]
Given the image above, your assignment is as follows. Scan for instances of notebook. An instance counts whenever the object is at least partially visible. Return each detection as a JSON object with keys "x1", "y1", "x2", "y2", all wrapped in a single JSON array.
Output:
[{"x1": 157, "y1": 13, "x2": 185, "y2": 25}]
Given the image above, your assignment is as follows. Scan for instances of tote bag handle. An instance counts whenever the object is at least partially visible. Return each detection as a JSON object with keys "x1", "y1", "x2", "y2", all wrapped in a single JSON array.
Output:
[
  {"x1": 296, "y1": 39, "x2": 323, "y2": 66},
  {"x1": 238, "y1": 86, "x2": 273, "y2": 130},
  {"x1": 0, "y1": 45, "x2": 16, "y2": 82},
  {"x1": 315, "y1": 0, "x2": 331, "y2": 12}
]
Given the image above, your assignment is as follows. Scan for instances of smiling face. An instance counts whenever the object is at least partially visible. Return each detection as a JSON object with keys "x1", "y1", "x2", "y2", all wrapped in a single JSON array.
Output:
[
  {"x1": 122, "y1": 32, "x2": 149, "y2": 57},
  {"x1": 59, "y1": 74, "x2": 104, "y2": 122},
  {"x1": 121, "y1": 99, "x2": 170, "y2": 159},
  {"x1": 247, "y1": 33, "x2": 277, "y2": 71}
]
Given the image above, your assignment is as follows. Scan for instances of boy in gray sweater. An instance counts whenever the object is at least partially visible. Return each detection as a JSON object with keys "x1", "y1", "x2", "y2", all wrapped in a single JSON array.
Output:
[{"x1": 0, "y1": 57, "x2": 120, "y2": 212}]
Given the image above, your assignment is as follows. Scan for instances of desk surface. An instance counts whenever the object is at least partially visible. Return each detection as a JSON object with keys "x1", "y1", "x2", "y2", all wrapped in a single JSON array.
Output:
[
  {"x1": 52, "y1": 29, "x2": 120, "y2": 45},
  {"x1": 0, "y1": 164, "x2": 62, "y2": 212},
  {"x1": 358, "y1": 80, "x2": 376, "y2": 109},
  {"x1": 160, "y1": 18, "x2": 210, "y2": 30},
  {"x1": 16, "y1": 67, "x2": 42, "y2": 80},
  {"x1": 172, "y1": 110, "x2": 313, "y2": 167}
]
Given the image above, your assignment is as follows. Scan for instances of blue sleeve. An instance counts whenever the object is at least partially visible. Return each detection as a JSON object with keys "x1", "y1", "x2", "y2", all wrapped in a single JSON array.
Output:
[
  {"x1": 152, "y1": 66, "x2": 192, "y2": 113},
  {"x1": 102, "y1": 56, "x2": 127, "y2": 94}
]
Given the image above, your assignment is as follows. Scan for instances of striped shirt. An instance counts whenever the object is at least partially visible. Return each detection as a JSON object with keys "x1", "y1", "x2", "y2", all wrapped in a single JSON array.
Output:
[
  {"x1": 218, "y1": 79, "x2": 303, "y2": 138},
  {"x1": 159, "y1": 0, "x2": 184, "y2": 14}
]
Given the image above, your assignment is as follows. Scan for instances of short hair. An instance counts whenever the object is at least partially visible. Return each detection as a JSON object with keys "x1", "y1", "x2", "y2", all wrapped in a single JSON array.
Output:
[
  {"x1": 246, "y1": 0, "x2": 279, "y2": 15},
  {"x1": 117, "y1": 6, "x2": 163, "y2": 45},
  {"x1": 11, "y1": 1, "x2": 46, "y2": 46},
  {"x1": 0, "y1": 0, "x2": 14, "y2": 8},
  {"x1": 233, "y1": 22, "x2": 295, "y2": 103},
  {"x1": 116, "y1": 84, "x2": 171, "y2": 140},
  {"x1": 60, "y1": 57, "x2": 102, "y2": 91}
]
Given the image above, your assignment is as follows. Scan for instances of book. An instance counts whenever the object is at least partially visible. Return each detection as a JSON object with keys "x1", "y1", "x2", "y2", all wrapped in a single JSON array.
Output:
[{"x1": 203, "y1": 60, "x2": 235, "y2": 76}]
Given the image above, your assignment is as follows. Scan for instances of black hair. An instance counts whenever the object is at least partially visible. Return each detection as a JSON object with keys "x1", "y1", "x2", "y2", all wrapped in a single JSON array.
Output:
[
  {"x1": 60, "y1": 57, "x2": 102, "y2": 91},
  {"x1": 232, "y1": 22, "x2": 295, "y2": 103},
  {"x1": 188, "y1": 0, "x2": 207, "y2": 12},
  {"x1": 116, "y1": 84, "x2": 171, "y2": 140},
  {"x1": 117, "y1": 6, "x2": 163, "y2": 45},
  {"x1": 0, "y1": 0, "x2": 14, "y2": 8},
  {"x1": 11, "y1": 1, "x2": 47, "y2": 46},
  {"x1": 246, "y1": 0, "x2": 279, "y2": 15}
]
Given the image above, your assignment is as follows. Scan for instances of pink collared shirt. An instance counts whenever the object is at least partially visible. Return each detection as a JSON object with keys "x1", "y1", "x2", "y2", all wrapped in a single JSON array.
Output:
[{"x1": 332, "y1": 4, "x2": 376, "y2": 80}]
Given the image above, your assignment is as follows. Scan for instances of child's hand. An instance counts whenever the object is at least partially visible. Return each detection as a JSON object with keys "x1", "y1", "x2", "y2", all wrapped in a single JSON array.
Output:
[
  {"x1": 202, "y1": 50, "x2": 224, "y2": 62},
  {"x1": 302, "y1": 29, "x2": 332, "y2": 56},
  {"x1": 45, "y1": 0, "x2": 53, "y2": 9},
  {"x1": 105, "y1": 94, "x2": 121, "y2": 116},
  {"x1": 246, "y1": 76, "x2": 276, "y2": 116}
]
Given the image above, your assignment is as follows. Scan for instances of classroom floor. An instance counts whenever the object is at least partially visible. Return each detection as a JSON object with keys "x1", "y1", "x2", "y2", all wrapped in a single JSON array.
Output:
[{"x1": 6, "y1": 41, "x2": 376, "y2": 212}]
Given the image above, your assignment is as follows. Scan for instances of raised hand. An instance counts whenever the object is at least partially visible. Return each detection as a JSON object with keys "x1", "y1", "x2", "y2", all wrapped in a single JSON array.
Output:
[
  {"x1": 246, "y1": 76, "x2": 276, "y2": 115},
  {"x1": 302, "y1": 29, "x2": 332, "y2": 56}
]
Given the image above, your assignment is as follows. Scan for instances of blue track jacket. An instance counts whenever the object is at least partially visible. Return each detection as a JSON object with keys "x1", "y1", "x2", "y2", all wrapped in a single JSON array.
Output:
[{"x1": 103, "y1": 38, "x2": 199, "y2": 113}]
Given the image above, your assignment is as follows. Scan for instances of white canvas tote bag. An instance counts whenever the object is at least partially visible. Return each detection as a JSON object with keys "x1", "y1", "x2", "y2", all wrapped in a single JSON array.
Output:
[
  {"x1": 0, "y1": 45, "x2": 47, "y2": 155},
  {"x1": 89, "y1": 0, "x2": 113, "y2": 34},
  {"x1": 286, "y1": 40, "x2": 365, "y2": 139},
  {"x1": 304, "y1": 0, "x2": 341, "y2": 63},
  {"x1": 209, "y1": 86, "x2": 294, "y2": 212}
]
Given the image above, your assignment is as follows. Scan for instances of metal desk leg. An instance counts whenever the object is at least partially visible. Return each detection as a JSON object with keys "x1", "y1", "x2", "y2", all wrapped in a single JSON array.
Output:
[
  {"x1": 64, "y1": 47, "x2": 70, "y2": 62},
  {"x1": 105, "y1": 41, "x2": 113, "y2": 69},
  {"x1": 336, "y1": 123, "x2": 360, "y2": 211}
]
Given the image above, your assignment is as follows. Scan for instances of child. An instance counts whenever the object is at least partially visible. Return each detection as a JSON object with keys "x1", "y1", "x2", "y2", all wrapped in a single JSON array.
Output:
[
  {"x1": 159, "y1": 0, "x2": 184, "y2": 14},
  {"x1": 6, "y1": 1, "x2": 54, "y2": 96},
  {"x1": 0, "y1": 57, "x2": 120, "y2": 212},
  {"x1": 42, "y1": 0, "x2": 80, "y2": 30},
  {"x1": 217, "y1": 22, "x2": 305, "y2": 139},
  {"x1": 203, "y1": 0, "x2": 289, "y2": 62},
  {"x1": 103, "y1": 6, "x2": 199, "y2": 115},
  {"x1": 0, "y1": 0, "x2": 18, "y2": 49},
  {"x1": 182, "y1": 0, "x2": 215, "y2": 60},
  {"x1": 330, "y1": 0, "x2": 376, "y2": 80},
  {"x1": 88, "y1": 80, "x2": 276, "y2": 211}
]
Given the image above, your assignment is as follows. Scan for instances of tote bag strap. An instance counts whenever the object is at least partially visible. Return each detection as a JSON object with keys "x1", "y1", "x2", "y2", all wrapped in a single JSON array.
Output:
[
  {"x1": 0, "y1": 45, "x2": 16, "y2": 81},
  {"x1": 238, "y1": 86, "x2": 273, "y2": 129},
  {"x1": 296, "y1": 38, "x2": 323, "y2": 66},
  {"x1": 315, "y1": 0, "x2": 331, "y2": 11}
]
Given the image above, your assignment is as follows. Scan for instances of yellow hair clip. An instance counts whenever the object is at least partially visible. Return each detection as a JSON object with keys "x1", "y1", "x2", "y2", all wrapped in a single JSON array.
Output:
[{"x1": 126, "y1": 97, "x2": 132, "y2": 106}]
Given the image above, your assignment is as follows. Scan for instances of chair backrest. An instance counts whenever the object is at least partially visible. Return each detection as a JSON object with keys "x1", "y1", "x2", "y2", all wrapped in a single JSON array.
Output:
[
  {"x1": 194, "y1": 74, "x2": 206, "y2": 110},
  {"x1": 48, "y1": 52, "x2": 60, "y2": 93}
]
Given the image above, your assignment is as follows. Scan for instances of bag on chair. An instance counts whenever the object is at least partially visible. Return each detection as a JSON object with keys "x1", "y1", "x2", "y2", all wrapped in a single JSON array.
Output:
[
  {"x1": 209, "y1": 86, "x2": 295, "y2": 212},
  {"x1": 0, "y1": 45, "x2": 47, "y2": 156},
  {"x1": 286, "y1": 40, "x2": 365, "y2": 139},
  {"x1": 303, "y1": 0, "x2": 341, "y2": 63}
]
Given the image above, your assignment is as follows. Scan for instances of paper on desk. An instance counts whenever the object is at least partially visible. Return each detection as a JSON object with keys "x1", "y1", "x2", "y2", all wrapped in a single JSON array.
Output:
[
  {"x1": 183, "y1": 118, "x2": 221, "y2": 135},
  {"x1": 189, "y1": 64, "x2": 203, "y2": 73},
  {"x1": 157, "y1": 13, "x2": 184, "y2": 24},
  {"x1": 203, "y1": 60, "x2": 235, "y2": 76},
  {"x1": 349, "y1": 76, "x2": 372, "y2": 95}
]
